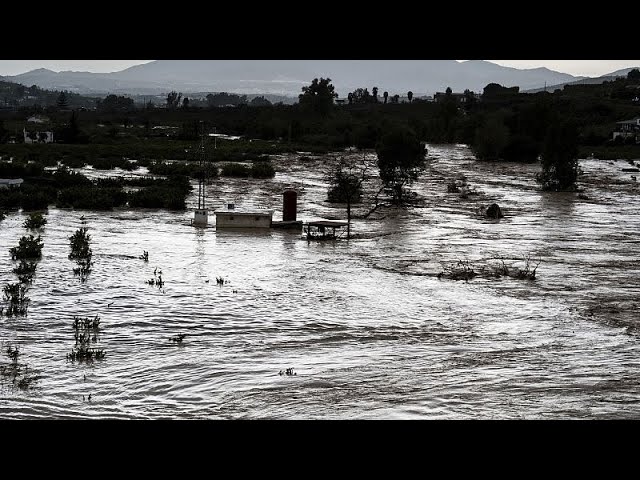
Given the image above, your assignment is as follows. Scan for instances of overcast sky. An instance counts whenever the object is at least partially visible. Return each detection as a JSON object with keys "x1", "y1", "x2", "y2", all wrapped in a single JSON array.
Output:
[{"x1": 0, "y1": 60, "x2": 638, "y2": 77}]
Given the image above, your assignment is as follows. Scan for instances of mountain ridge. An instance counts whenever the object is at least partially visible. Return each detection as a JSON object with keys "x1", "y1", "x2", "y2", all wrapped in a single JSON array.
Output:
[{"x1": 1, "y1": 60, "x2": 626, "y2": 98}]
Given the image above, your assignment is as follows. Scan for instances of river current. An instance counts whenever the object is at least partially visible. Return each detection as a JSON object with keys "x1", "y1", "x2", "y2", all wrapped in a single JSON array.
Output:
[{"x1": 1, "y1": 144, "x2": 639, "y2": 419}]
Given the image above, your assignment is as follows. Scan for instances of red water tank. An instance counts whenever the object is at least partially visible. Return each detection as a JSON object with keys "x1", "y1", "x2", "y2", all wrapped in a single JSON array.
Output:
[{"x1": 282, "y1": 189, "x2": 297, "y2": 221}]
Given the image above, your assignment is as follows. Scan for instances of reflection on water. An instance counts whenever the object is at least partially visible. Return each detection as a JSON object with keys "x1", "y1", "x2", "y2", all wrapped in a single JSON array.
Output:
[{"x1": 1, "y1": 145, "x2": 640, "y2": 419}]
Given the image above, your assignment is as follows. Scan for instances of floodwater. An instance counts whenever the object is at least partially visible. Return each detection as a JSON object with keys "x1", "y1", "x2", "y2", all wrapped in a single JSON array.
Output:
[{"x1": 1, "y1": 144, "x2": 639, "y2": 419}]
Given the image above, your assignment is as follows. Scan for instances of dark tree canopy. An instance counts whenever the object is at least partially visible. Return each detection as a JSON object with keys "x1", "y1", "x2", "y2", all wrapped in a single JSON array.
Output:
[
  {"x1": 249, "y1": 96, "x2": 272, "y2": 107},
  {"x1": 407, "y1": 91, "x2": 413, "y2": 103},
  {"x1": 483, "y1": 83, "x2": 520, "y2": 98},
  {"x1": 349, "y1": 88, "x2": 373, "y2": 104},
  {"x1": 375, "y1": 126, "x2": 426, "y2": 204},
  {"x1": 472, "y1": 116, "x2": 509, "y2": 161},
  {"x1": 97, "y1": 94, "x2": 135, "y2": 112},
  {"x1": 298, "y1": 77, "x2": 338, "y2": 115},
  {"x1": 56, "y1": 91, "x2": 68, "y2": 109},
  {"x1": 206, "y1": 92, "x2": 248, "y2": 107},
  {"x1": 627, "y1": 68, "x2": 640, "y2": 80}
]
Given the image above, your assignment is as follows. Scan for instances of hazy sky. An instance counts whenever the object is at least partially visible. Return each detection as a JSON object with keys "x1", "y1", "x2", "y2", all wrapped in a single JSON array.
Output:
[{"x1": 0, "y1": 60, "x2": 638, "y2": 77}]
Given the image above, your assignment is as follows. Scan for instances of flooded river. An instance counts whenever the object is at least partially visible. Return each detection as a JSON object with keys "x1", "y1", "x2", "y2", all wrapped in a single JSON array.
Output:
[{"x1": 1, "y1": 144, "x2": 639, "y2": 419}]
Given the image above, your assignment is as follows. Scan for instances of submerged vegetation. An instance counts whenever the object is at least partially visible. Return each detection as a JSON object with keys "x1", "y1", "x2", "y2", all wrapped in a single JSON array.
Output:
[
  {"x1": 69, "y1": 220, "x2": 93, "y2": 282},
  {"x1": 2, "y1": 213, "x2": 47, "y2": 317},
  {"x1": 67, "y1": 315, "x2": 105, "y2": 363},
  {"x1": 438, "y1": 256, "x2": 540, "y2": 282},
  {"x1": 9, "y1": 235, "x2": 44, "y2": 260},
  {"x1": 0, "y1": 345, "x2": 39, "y2": 391},
  {"x1": 23, "y1": 212, "x2": 47, "y2": 229}
]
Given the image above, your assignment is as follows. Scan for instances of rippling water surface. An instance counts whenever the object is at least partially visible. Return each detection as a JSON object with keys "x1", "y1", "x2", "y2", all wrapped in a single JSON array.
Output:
[{"x1": 1, "y1": 145, "x2": 639, "y2": 419}]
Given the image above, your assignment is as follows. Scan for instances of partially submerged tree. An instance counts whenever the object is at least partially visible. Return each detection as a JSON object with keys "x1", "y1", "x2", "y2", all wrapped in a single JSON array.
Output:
[
  {"x1": 537, "y1": 121, "x2": 579, "y2": 191},
  {"x1": 375, "y1": 126, "x2": 426, "y2": 204},
  {"x1": 326, "y1": 155, "x2": 369, "y2": 239}
]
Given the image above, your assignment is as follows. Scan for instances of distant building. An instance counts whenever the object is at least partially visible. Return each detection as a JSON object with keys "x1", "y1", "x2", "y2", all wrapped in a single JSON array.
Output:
[
  {"x1": 23, "y1": 128, "x2": 54, "y2": 144},
  {"x1": 433, "y1": 92, "x2": 480, "y2": 103},
  {"x1": 612, "y1": 117, "x2": 640, "y2": 142},
  {"x1": 0, "y1": 178, "x2": 24, "y2": 189},
  {"x1": 27, "y1": 115, "x2": 50, "y2": 124}
]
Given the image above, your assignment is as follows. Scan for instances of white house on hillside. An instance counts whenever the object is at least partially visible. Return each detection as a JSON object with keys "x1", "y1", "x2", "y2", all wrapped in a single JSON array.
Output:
[{"x1": 612, "y1": 117, "x2": 640, "y2": 142}]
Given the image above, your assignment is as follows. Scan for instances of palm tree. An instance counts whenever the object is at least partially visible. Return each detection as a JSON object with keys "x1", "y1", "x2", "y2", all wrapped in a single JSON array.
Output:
[
  {"x1": 372, "y1": 86, "x2": 379, "y2": 103},
  {"x1": 383, "y1": 91, "x2": 388, "y2": 104}
]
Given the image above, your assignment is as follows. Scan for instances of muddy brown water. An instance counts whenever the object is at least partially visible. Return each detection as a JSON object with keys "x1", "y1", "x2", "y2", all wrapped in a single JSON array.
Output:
[{"x1": 1, "y1": 144, "x2": 639, "y2": 419}]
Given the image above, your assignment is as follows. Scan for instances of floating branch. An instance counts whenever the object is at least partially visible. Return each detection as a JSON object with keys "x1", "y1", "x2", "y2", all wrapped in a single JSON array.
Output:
[
  {"x1": 169, "y1": 334, "x2": 186, "y2": 343},
  {"x1": 438, "y1": 259, "x2": 477, "y2": 281},
  {"x1": 438, "y1": 256, "x2": 541, "y2": 282}
]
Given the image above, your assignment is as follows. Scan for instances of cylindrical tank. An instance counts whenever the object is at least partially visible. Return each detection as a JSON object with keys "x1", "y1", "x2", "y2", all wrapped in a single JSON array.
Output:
[{"x1": 282, "y1": 189, "x2": 297, "y2": 222}]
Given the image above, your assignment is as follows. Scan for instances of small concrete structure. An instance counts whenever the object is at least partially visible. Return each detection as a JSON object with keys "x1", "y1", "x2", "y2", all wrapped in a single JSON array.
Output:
[
  {"x1": 193, "y1": 209, "x2": 208, "y2": 227},
  {"x1": 214, "y1": 203, "x2": 273, "y2": 229},
  {"x1": 0, "y1": 178, "x2": 24, "y2": 189}
]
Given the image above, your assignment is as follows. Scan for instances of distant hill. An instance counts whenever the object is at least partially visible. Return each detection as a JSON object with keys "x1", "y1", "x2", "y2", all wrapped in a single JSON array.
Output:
[
  {"x1": 0, "y1": 79, "x2": 97, "y2": 108},
  {"x1": 523, "y1": 66, "x2": 640, "y2": 93},
  {"x1": 3, "y1": 60, "x2": 582, "y2": 98}
]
